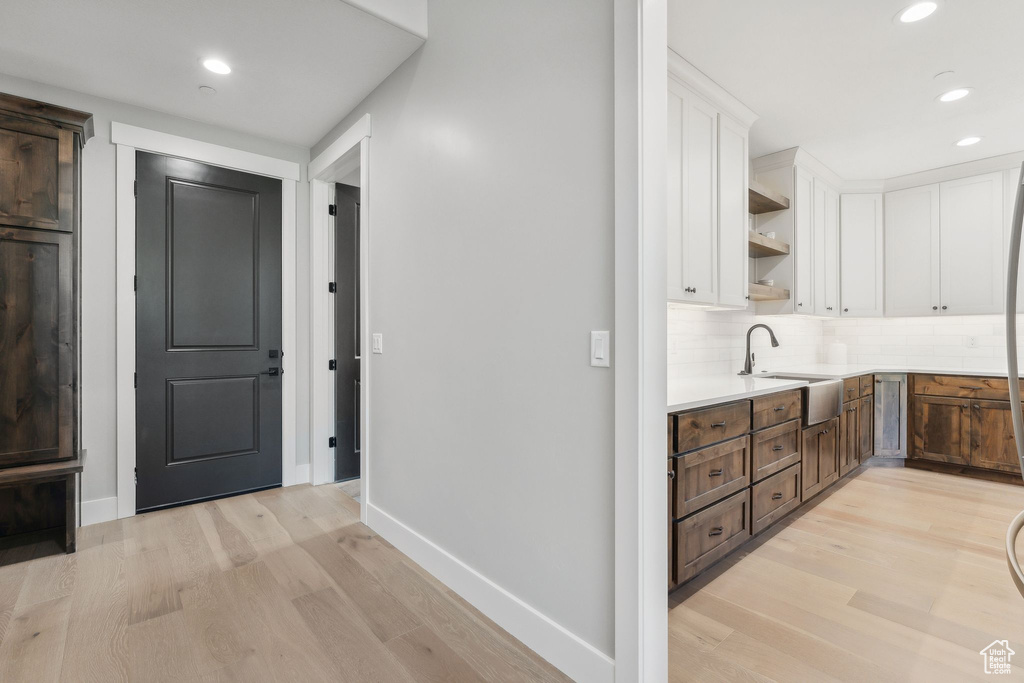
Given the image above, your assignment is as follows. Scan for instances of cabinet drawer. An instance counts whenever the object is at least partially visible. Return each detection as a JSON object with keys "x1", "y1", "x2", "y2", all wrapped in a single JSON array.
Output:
[
  {"x1": 859, "y1": 374, "x2": 874, "y2": 397},
  {"x1": 912, "y1": 374, "x2": 1024, "y2": 401},
  {"x1": 675, "y1": 401, "x2": 750, "y2": 454},
  {"x1": 676, "y1": 489, "x2": 750, "y2": 583},
  {"x1": 751, "y1": 463, "x2": 801, "y2": 535},
  {"x1": 750, "y1": 419, "x2": 800, "y2": 483},
  {"x1": 675, "y1": 435, "x2": 750, "y2": 518},
  {"x1": 752, "y1": 390, "x2": 801, "y2": 430},
  {"x1": 842, "y1": 378, "x2": 860, "y2": 403}
]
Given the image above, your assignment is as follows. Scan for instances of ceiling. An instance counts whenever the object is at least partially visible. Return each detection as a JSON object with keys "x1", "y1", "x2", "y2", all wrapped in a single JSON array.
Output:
[
  {"x1": 668, "y1": 0, "x2": 1024, "y2": 179},
  {"x1": 0, "y1": 0, "x2": 425, "y2": 148}
]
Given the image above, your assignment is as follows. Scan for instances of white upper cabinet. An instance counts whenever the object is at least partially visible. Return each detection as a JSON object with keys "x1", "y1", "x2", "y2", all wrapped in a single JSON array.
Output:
[
  {"x1": 939, "y1": 172, "x2": 1004, "y2": 315},
  {"x1": 885, "y1": 184, "x2": 940, "y2": 316},
  {"x1": 812, "y1": 178, "x2": 840, "y2": 316},
  {"x1": 717, "y1": 114, "x2": 749, "y2": 308},
  {"x1": 793, "y1": 167, "x2": 815, "y2": 314},
  {"x1": 839, "y1": 193, "x2": 883, "y2": 317},
  {"x1": 667, "y1": 80, "x2": 717, "y2": 305}
]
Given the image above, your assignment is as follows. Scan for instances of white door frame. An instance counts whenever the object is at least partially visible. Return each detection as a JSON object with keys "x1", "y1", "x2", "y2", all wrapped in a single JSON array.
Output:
[
  {"x1": 613, "y1": 0, "x2": 668, "y2": 680},
  {"x1": 113, "y1": 122, "x2": 301, "y2": 519},
  {"x1": 308, "y1": 114, "x2": 372, "y2": 525}
]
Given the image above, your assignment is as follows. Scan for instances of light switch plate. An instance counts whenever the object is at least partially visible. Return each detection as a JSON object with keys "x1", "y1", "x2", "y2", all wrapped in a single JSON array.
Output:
[
  {"x1": 591, "y1": 331, "x2": 610, "y2": 367},
  {"x1": 372, "y1": 333, "x2": 383, "y2": 354}
]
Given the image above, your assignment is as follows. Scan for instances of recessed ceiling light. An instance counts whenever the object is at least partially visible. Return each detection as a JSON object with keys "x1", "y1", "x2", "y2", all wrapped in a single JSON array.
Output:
[
  {"x1": 938, "y1": 88, "x2": 971, "y2": 102},
  {"x1": 956, "y1": 136, "x2": 982, "y2": 147},
  {"x1": 898, "y1": 2, "x2": 937, "y2": 23},
  {"x1": 202, "y1": 59, "x2": 231, "y2": 75}
]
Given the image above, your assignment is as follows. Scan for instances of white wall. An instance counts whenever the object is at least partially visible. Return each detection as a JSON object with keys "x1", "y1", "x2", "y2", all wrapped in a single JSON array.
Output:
[
  {"x1": 0, "y1": 73, "x2": 312, "y2": 506},
  {"x1": 824, "y1": 314, "x2": 1021, "y2": 371},
  {"x1": 311, "y1": 0, "x2": 616, "y2": 667},
  {"x1": 668, "y1": 305, "x2": 824, "y2": 382}
]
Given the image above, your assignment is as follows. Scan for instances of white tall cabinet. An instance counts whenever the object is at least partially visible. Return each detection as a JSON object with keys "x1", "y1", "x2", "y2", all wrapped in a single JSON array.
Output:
[
  {"x1": 839, "y1": 193, "x2": 884, "y2": 317},
  {"x1": 667, "y1": 52, "x2": 756, "y2": 308},
  {"x1": 884, "y1": 172, "x2": 1003, "y2": 316},
  {"x1": 814, "y1": 179, "x2": 840, "y2": 317}
]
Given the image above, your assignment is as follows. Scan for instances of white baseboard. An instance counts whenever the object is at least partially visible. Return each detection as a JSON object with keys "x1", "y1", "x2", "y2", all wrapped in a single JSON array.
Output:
[
  {"x1": 81, "y1": 496, "x2": 119, "y2": 526},
  {"x1": 291, "y1": 463, "x2": 311, "y2": 486},
  {"x1": 365, "y1": 502, "x2": 615, "y2": 683}
]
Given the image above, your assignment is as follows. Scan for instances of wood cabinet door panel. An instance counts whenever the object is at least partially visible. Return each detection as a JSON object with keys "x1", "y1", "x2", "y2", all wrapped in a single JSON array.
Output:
[
  {"x1": 912, "y1": 395, "x2": 970, "y2": 465},
  {"x1": 0, "y1": 227, "x2": 73, "y2": 466},
  {"x1": 819, "y1": 418, "x2": 839, "y2": 487},
  {"x1": 970, "y1": 400, "x2": 1023, "y2": 474},
  {"x1": 842, "y1": 378, "x2": 860, "y2": 404},
  {"x1": 676, "y1": 436, "x2": 749, "y2": 517},
  {"x1": 677, "y1": 489, "x2": 750, "y2": 582},
  {"x1": 839, "y1": 401, "x2": 858, "y2": 477},
  {"x1": 675, "y1": 400, "x2": 750, "y2": 454},
  {"x1": 859, "y1": 375, "x2": 874, "y2": 397},
  {"x1": 858, "y1": 395, "x2": 873, "y2": 461},
  {"x1": 751, "y1": 464, "x2": 801, "y2": 535},
  {"x1": 912, "y1": 373, "x2": 1023, "y2": 401},
  {"x1": 801, "y1": 424, "x2": 822, "y2": 500},
  {"x1": 0, "y1": 113, "x2": 73, "y2": 233},
  {"x1": 752, "y1": 390, "x2": 801, "y2": 430},
  {"x1": 751, "y1": 419, "x2": 800, "y2": 482}
]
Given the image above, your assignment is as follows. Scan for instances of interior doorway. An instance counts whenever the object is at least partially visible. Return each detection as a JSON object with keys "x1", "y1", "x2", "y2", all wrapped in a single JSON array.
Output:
[{"x1": 334, "y1": 181, "x2": 361, "y2": 487}]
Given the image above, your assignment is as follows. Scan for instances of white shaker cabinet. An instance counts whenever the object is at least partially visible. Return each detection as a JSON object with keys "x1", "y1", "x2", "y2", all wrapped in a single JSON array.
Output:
[
  {"x1": 792, "y1": 167, "x2": 815, "y2": 314},
  {"x1": 885, "y1": 184, "x2": 940, "y2": 316},
  {"x1": 667, "y1": 80, "x2": 718, "y2": 305},
  {"x1": 813, "y1": 179, "x2": 840, "y2": 317},
  {"x1": 939, "y1": 172, "x2": 1004, "y2": 315},
  {"x1": 717, "y1": 114, "x2": 749, "y2": 308},
  {"x1": 839, "y1": 193, "x2": 884, "y2": 317}
]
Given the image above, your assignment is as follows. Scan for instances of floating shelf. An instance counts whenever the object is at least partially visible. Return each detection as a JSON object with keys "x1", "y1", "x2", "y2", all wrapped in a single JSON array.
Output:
[
  {"x1": 749, "y1": 180, "x2": 790, "y2": 215},
  {"x1": 748, "y1": 282, "x2": 790, "y2": 302},
  {"x1": 748, "y1": 231, "x2": 791, "y2": 258}
]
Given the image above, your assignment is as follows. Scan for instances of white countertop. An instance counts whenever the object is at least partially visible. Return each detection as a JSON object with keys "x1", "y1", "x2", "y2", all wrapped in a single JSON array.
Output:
[
  {"x1": 667, "y1": 376, "x2": 808, "y2": 413},
  {"x1": 667, "y1": 364, "x2": 1024, "y2": 413}
]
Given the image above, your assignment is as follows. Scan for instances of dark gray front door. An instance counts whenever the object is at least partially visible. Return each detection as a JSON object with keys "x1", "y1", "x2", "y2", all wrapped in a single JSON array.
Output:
[
  {"x1": 135, "y1": 152, "x2": 282, "y2": 511},
  {"x1": 335, "y1": 183, "x2": 360, "y2": 481}
]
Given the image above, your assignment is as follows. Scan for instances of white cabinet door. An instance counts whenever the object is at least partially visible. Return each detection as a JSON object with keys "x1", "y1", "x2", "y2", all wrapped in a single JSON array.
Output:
[
  {"x1": 666, "y1": 81, "x2": 717, "y2": 304},
  {"x1": 717, "y1": 114, "x2": 748, "y2": 308},
  {"x1": 839, "y1": 193, "x2": 884, "y2": 317},
  {"x1": 940, "y1": 172, "x2": 1004, "y2": 315},
  {"x1": 885, "y1": 184, "x2": 940, "y2": 316},
  {"x1": 793, "y1": 167, "x2": 814, "y2": 314},
  {"x1": 822, "y1": 183, "x2": 840, "y2": 317}
]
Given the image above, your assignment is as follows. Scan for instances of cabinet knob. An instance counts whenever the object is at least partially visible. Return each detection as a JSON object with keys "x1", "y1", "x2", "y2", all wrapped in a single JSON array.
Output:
[
  {"x1": 974, "y1": 404, "x2": 981, "y2": 409},
  {"x1": 933, "y1": 306, "x2": 938, "y2": 310},
  {"x1": 844, "y1": 308, "x2": 849, "y2": 312},
  {"x1": 798, "y1": 302, "x2": 803, "y2": 307},
  {"x1": 942, "y1": 305, "x2": 948, "y2": 310},
  {"x1": 667, "y1": 470, "x2": 676, "y2": 480}
]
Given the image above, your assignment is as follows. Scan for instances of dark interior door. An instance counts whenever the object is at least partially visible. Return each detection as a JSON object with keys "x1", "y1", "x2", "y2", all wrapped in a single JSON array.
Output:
[
  {"x1": 335, "y1": 183, "x2": 360, "y2": 481},
  {"x1": 136, "y1": 152, "x2": 282, "y2": 511}
]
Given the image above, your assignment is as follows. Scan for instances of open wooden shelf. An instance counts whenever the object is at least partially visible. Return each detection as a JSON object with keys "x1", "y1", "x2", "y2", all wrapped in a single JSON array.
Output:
[
  {"x1": 748, "y1": 231, "x2": 791, "y2": 258},
  {"x1": 749, "y1": 180, "x2": 790, "y2": 215},
  {"x1": 747, "y1": 282, "x2": 790, "y2": 302}
]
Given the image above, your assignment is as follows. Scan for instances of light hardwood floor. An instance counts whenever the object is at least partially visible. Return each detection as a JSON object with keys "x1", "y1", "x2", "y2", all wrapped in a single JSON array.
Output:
[
  {"x1": 670, "y1": 464, "x2": 1024, "y2": 682},
  {"x1": 0, "y1": 483, "x2": 570, "y2": 683}
]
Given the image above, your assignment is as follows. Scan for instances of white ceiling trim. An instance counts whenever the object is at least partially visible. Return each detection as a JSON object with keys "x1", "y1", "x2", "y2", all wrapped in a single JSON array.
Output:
[{"x1": 668, "y1": 50, "x2": 758, "y2": 129}]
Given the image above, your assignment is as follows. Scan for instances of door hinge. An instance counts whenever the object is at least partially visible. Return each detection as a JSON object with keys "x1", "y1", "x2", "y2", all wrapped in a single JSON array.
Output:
[
  {"x1": 328, "y1": 359, "x2": 337, "y2": 371},
  {"x1": 134, "y1": 180, "x2": 137, "y2": 198},
  {"x1": 328, "y1": 282, "x2": 336, "y2": 293},
  {"x1": 133, "y1": 372, "x2": 137, "y2": 389},
  {"x1": 328, "y1": 204, "x2": 337, "y2": 216},
  {"x1": 328, "y1": 436, "x2": 337, "y2": 448}
]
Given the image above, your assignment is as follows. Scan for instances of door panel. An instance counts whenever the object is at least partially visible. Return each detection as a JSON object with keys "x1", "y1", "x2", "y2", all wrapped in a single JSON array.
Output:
[
  {"x1": 970, "y1": 400, "x2": 1022, "y2": 474},
  {"x1": 793, "y1": 167, "x2": 814, "y2": 313},
  {"x1": 858, "y1": 395, "x2": 873, "y2": 461},
  {"x1": 940, "y1": 173, "x2": 1003, "y2": 315},
  {"x1": 819, "y1": 418, "x2": 838, "y2": 487},
  {"x1": 0, "y1": 113, "x2": 74, "y2": 233},
  {"x1": 136, "y1": 152, "x2": 282, "y2": 511},
  {"x1": 0, "y1": 227, "x2": 73, "y2": 466},
  {"x1": 885, "y1": 184, "x2": 940, "y2": 316},
  {"x1": 801, "y1": 425, "x2": 821, "y2": 500},
  {"x1": 840, "y1": 193, "x2": 883, "y2": 316},
  {"x1": 911, "y1": 395, "x2": 969, "y2": 465},
  {"x1": 717, "y1": 114, "x2": 748, "y2": 308},
  {"x1": 839, "y1": 401, "x2": 857, "y2": 476},
  {"x1": 335, "y1": 183, "x2": 360, "y2": 481}
]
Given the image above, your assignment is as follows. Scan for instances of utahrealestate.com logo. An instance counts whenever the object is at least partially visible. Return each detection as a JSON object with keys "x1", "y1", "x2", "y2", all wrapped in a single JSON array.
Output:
[{"x1": 980, "y1": 640, "x2": 1015, "y2": 675}]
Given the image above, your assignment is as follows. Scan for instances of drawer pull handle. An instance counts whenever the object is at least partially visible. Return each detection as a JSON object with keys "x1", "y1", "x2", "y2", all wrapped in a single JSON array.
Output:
[
  {"x1": 959, "y1": 386, "x2": 977, "y2": 391},
  {"x1": 771, "y1": 492, "x2": 783, "y2": 500},
  {"x1": 667, "y1": 470, "x2": 675, "y2": 480},
  {"x1": 974, "y1": 404, "x2": 981, "y2": 409},
  {"x1": 711, "y1": 421, "x2": 726, "y2": 428},
  {"x1": 820, "y1": 428, "x2": 829, "y2": 435},
  {"x1": 708, "y1": 527, "x2": 724, "y2": 537},
  {"x1": 708, "y1": 469, "x2": 723, "y2": 477},
  {"x1": 773, "y1": 405, "x2": 786, "y2": 412},
  {"x1": 772, "y1": 445, "x2": 784, "y2": 451}
]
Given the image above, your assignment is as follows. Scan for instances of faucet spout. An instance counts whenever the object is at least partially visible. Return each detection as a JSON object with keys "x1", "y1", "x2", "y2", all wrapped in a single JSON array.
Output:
[{"x1": 738, "y1": 324, "x2": 780, "y2": 375}]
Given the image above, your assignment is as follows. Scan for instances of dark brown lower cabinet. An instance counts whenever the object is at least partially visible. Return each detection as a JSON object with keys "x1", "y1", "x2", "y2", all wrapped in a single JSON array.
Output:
[
  {"x1": 802, "y1": 418, "x2": 838, "y2": 501},
  {"x1": 668, "y1": 456, "x2": 676, "y2": 589},
  {"x1": 839, "y1": 401, "x2": 858, "y2": 477},
  {"x1": 751, "y1": 464, "x2": 800, "y2": 534},
  {"x1": 858, "y1": 395, "x2": 873, "y2": 461},
  {"x1": 675, "y1": 489, "x2": 750, "y2": 583},
  {"x1": 912, "y1": 395, "x2": 970, "y2": 465},
  {"x1": 674, "y1": 436, "x2": 750, "y2": 517},
  {"x1": 969, "y1": 400, "x2": 1023, "y2": 474}
]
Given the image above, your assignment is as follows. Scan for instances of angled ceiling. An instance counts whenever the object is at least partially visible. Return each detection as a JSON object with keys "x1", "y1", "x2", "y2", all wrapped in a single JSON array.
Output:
[
  {"x1": 0, "y1": 0, "x2": 425, "y2": 147},
  {"x1": 668, "y1": 0, "x2": 1024, "y2": 179}
]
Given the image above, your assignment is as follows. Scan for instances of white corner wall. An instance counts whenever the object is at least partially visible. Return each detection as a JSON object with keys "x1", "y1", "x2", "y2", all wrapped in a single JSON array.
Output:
[
  {"x1": 0, "y1": 73, "x2": 312, "y2": 513},
  {"x1": 311, "y1": 1, "x2": 617, "y2": 679}
]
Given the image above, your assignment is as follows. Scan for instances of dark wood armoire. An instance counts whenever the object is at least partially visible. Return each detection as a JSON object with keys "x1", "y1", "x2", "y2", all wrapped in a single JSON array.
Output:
[{"x1": 0, "y1": 92, "x2": 92, "y2": 553}]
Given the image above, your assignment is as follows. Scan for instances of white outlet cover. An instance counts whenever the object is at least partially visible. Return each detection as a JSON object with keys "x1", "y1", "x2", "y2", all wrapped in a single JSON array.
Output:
[{"x1": 966, "y1": 336, "x2": 979, "y2": 349}]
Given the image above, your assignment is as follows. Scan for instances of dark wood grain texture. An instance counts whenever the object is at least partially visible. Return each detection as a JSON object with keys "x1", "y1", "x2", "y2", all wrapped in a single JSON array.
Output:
[
  {"x1": 750, "y1": 419, "x2": 800, "y2": 483},
  {"x1": 750, "y1": 463, "x2": 800, "y2": 535},
  {"x1": 676, "y1": 489, "x2": 750, "y2": 583},
  {"x1": 674, "y1": 436, "x2": 750, "y2": 518},
  {"x1": 751, "y1": 390, "x2": 801, "y2": 431},
  {"x1": 675, "y1": 400, "x2": 751, "y2": 454}
]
